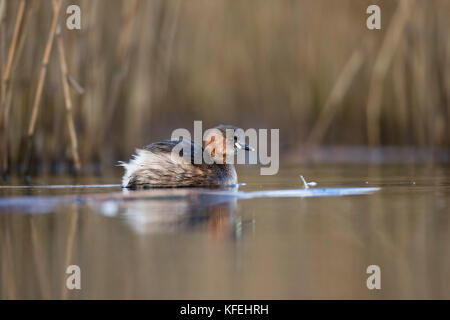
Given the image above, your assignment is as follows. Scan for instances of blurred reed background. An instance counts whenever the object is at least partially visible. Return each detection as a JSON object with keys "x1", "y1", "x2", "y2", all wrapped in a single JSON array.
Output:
[{"x1": 0, "y1": 0, "x2": 449, "y2": 176}]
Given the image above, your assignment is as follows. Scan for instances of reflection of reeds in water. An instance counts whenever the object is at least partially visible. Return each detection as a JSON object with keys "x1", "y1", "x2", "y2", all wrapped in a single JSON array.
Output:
[
  {"x1": 1, "y1": 216, "x2": 16, "y2": 299},
  {"x1": 0, "y1": 0, "x2": 449, "y2": 177},
  {"x1": 30, "y1": 216, "x2": 52, "y2": 299},
  {"x1": 61, "y1": 207, "x2": 78, "y2": 299}
]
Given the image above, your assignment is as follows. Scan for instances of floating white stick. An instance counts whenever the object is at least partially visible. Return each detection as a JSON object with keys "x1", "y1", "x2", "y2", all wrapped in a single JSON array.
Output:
[{"x1": 299, "y1": 175, "x2": 317, "y2": 189}]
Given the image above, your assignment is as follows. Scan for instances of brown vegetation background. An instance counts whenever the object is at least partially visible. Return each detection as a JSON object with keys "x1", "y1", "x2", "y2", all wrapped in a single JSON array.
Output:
[{"x1": 0, "y1": 0, "x2": 449, "y2": 175}]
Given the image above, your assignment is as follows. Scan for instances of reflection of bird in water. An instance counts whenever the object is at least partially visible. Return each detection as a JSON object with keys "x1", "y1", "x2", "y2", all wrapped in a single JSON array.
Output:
[
  {"x1": 98, "y1": 188, "x2": 253, "y2": 238},
  {"x1": 120, "y1": 125, "x2": 253, "y2": 189},
  {"x1": 207, "y1": 201, "x2": 237, "y2": 240}
]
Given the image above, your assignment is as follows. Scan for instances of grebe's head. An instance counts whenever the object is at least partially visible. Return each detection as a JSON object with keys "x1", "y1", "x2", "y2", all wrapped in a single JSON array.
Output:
[{"x1": 204, "y1": 125, "x2": 254, "y2": 164}]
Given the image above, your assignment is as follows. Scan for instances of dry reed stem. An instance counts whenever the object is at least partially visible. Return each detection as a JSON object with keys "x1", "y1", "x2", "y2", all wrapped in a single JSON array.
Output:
[
  {"x1": 0, "y1": 0, "x2": 6, "y2": 178},
  {"x1": 5, "y1": 3, "x2": 37, "y2": 176},
  {"x1": 306, "y1": 42, "x2": 366, "y2": 146},
  {"x1": 366, "y1": 0, "x2": 414, "y2": 146},
  {"x1": 98, "y1": 0, "x2": 138, "y2": 152},
  {"x1": 27, "y1": 0, "x2": 62, "y2": 135},
  {"x1": 81, "y1": 0, "x2": 102, "y2": 163},
  {"x1": 1, "y1": 0, "x2": 25, "y2": 86},
  {"x1": 67, "y1": 75, "x2": 85, "y2": 94},
  {"x1": 410, "y1": 19, "x2": 426, "y2": 147},
  {"x1": 25, "y1": 0, "x2": 62, "y2": 176},
  {"x1": 393, "y1": 40, "x2": 408, "y2": 141},
  {"x1": 56, "y1": 25, "x2": 81, "y2": 172},
  {"x1": 0, "y1": 0, "x2": 25, "y2": 177},
  {"x1": 0, "y1": 0, "x2": 6, "y2": 89},
  {"x1": 0, "y1": 0, "x2": 5, "y2": 24},
  {"x1": 446, "y1": 46, "x2": 450, "y2": 147},
  {"x1": 117, "y1": 0, "x2": 139, "y2": 63},
  {"x1": 429, "y1": 3, "x2": 449, "y2": 147},
  {"x1": 158, "y1": 0, "x2": 181, "y2": 97}
]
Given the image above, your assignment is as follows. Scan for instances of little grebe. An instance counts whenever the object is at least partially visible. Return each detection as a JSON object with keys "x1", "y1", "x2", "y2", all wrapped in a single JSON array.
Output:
[{"x1": 120, "y1": 125, "x2": 253, "y2": 188}]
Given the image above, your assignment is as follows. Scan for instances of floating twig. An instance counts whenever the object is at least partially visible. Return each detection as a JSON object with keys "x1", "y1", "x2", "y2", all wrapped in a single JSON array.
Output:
[
  {"x1": 299, "y1": 175, "x2": 317, "y2": 189},
  {"x1": 300, "y1": 175, "x2": 309, "y2": 189}
]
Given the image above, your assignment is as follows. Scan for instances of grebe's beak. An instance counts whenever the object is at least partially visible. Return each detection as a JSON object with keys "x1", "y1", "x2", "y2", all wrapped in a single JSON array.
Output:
[{"x1": 235, "y1": 141, "x2": 255, "y2": 151}]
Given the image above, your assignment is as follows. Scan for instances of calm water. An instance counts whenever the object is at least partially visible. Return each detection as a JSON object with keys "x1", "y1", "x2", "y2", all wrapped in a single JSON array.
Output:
[{"x1": 0, "y1": 164, "x2": 449, "y2": 299}]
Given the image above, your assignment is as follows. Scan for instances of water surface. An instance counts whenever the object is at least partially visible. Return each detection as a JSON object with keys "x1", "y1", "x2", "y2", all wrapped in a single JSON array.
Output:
[{"x1": 0, "y1": 164, "x2": 449, "y2": 299}]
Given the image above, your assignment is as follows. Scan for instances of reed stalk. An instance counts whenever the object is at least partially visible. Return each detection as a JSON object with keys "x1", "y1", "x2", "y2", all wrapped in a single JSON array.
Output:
[
  {"x1": 393, "y1": 40, "x2": 408, "y2": 143},
  {"x1": 24, "y1": 0, "x2": 62, "y2": 177},
  {"x1": 306, "y1": 41, "x2": 367, "y2": 146},
  {"x1": 97, "y1": 0, "x2": 138, "y2": 161},
  {"x1": 0, "y1": 0, "x2": 25, "y2": 179},
  {"x1": 366, "y1": 0, "x2": 414, "y2": 146},
  {"x1": 157, "y1": 0, "x2": 181, "y2": 97},
  {"x1": 0, "y1": 0, "x2": 6, "y2": 178},
  {"x1": 56, "y1": 24, "x2": 81, "y2": 172}
]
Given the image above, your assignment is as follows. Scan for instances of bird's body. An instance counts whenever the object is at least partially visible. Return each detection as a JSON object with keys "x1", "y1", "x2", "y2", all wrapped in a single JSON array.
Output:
[
  {"x1": 120, "y1": 139, "x2": 237, "y2": 188},
  {"x1": 120, "y1": 125, "x2": 251, "y2": 189}
]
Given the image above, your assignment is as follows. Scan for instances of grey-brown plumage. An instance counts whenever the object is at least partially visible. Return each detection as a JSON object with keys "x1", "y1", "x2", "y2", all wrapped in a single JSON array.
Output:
[{"x1": 120, "y1": 125, "x2": 253, "y2": 189}]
